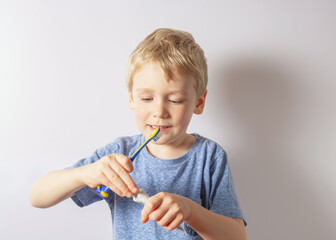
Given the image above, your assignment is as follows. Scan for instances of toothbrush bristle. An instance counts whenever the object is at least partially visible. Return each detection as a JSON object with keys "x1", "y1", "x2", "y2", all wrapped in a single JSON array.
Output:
[{"x1": 153, "y1": 131, "x2": 163, "y2": 142}]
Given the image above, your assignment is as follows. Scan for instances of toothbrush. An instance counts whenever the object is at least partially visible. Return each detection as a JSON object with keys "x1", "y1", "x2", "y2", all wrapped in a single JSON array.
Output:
[{"x1": 97, "y1": 128, "x2": 162, "y2": 198}]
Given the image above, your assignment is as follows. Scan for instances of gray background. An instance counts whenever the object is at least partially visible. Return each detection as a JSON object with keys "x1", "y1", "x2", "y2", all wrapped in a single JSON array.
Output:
[{"x1": 1, "y1": 1, "x2": 335, "y2": 239}]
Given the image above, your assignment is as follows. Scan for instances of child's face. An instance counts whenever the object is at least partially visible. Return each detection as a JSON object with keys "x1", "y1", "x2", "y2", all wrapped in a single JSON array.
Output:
[{"x1": 128, "y1": 62, "x2": 206, "y2": 146}]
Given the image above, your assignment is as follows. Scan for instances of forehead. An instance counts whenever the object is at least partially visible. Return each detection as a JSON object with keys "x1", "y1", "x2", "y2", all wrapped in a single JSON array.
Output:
[{"x1": 132, "y1": 62, "x2": 196, "y2": 92}]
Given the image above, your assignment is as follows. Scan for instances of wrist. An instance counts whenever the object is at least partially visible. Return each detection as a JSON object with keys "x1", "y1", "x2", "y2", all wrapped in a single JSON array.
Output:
[
  {"x1": 185, "y1": 197, "x2": 198, "y2": 222},
  {"x1": 74, "y1": 166, "x2": 87, "y2": 187}
]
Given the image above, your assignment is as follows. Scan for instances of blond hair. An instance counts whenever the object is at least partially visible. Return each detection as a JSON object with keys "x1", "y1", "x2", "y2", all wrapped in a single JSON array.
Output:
[{"x1": 126, "y1": 28, "x2": 207, "y2": 98}]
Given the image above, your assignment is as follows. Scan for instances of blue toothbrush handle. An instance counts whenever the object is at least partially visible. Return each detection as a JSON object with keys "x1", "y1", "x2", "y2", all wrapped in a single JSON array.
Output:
[
  {"x1": 96, "y1": 129, "x2": 160, "y2": 198},
  {"x1": 96, "y1": 185, "x2": 110, "y2": 198}
]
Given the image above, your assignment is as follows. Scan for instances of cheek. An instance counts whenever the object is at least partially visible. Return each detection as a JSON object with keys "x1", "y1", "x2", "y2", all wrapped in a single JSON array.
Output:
[
  {"x1": 135, "y1": 108, "x2": 145, "y2": 119},
  {"x1": 134, "y1": 103, "x2": 149, "y2": 120},
  {"x1": 174, "y1": 106, "x2": 194, "y2": 125}
]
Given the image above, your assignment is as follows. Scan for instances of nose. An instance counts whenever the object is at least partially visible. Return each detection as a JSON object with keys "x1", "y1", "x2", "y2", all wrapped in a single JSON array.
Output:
[{"x1": 153, "y1": 100, "x2": 169, "y2": 119}]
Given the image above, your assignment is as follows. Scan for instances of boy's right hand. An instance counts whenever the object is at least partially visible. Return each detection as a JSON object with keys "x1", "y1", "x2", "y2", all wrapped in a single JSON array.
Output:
[{"x1": 79, "y1": 153, "x2": 138, "y2": 198}]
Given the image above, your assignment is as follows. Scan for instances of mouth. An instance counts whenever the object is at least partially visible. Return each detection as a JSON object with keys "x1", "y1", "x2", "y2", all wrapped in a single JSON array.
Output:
[{"x1": 148, "y1": 124, "x2": 171, "y2": 132}]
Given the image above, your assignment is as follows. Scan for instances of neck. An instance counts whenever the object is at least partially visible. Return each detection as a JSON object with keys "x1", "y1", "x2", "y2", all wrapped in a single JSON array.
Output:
[{"x1": 146, "y1": 133, "x2": 195, "y2": 159}]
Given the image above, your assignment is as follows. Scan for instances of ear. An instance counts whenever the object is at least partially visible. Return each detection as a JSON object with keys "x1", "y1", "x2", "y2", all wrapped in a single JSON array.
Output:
[
  {"x1": 194, "y1": 90, "x2": 207, "y2": 114},
  {"x1": 128, "y1": 91, "x2": 135, "y2": 110}
]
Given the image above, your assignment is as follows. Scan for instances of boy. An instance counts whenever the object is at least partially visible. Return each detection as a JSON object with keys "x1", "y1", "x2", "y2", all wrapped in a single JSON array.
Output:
[{"x1": 30, "y1": 28, "x2": 247, "y2": 240}]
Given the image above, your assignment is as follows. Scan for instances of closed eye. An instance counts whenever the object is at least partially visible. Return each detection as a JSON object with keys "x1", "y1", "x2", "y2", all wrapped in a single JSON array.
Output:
[
  {"x1": 169, "y1": 100, "x2": 184, "y2": 104},
  {"x1": 141, "y1": 98, "x2": 153, "y2": 102}
]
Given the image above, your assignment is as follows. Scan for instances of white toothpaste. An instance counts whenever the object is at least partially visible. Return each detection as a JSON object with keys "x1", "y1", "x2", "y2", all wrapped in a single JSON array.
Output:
[{"x1": 133, "y1": 189, "x2": 150, "y2": 204}]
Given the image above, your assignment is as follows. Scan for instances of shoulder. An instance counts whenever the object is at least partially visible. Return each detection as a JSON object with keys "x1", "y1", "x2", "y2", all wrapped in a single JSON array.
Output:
[
  {"x1": 191, "y1": 133, "x2": 227, "y2": 159},
  {"x1": 96, "y1": 134, "x2": 143, "y2": 158},
  {"x1": 67, "y1": 135, "x2": 143, "y2": 168},
  {"x1": 189, "y1": 133, "x2": 229, "y2": 174}
]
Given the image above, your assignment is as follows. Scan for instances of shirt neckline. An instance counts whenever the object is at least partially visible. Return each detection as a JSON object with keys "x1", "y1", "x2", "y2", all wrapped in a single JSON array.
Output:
[{"x1": 140, "y1": 133, "x2": 201, "y2": 166}]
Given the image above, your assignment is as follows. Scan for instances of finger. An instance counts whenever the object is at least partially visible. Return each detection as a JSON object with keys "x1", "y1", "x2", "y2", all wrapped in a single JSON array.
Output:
[
  {"x1": 102, "y1": 168, "x2": 132, "y2": 197},
  {"x1": 149, "y1": 207, "x2": 169, "y2": 223},
  {"x1": 108, "y1": 185, "x2": 124, "y2": 198},
  {"x1": 114, "y1": 154, "x2": 134, "y2": 173},
  {"x1": 103, "y1": 182, "x2": 125, "y2": 197},
  {"x1": 157, "y1": 209, "x2": 175, "y2": 227},
  {"x1": 100, "y1": 172, "x2": 125, "y2": 197},
  {"x1": 141, "y1": 195, "x2": 163, "y2": 223},
  {"x1": 109, "y1": 158, "x2": 138, "y2": 194},
  {"x1": 164, "y1": 213, "x2": 184, "y2": 231},
  {"x1": 141, "y1": 212, "x2": 149, "y2": 224}
]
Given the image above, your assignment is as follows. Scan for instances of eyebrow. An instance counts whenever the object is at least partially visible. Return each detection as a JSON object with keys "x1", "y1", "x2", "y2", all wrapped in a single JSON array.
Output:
[
  {"x1": 135, "y1": 88, "x2": 187, "y2": 95},
  {"x1": 135, "y1": 88, "x2": 153, "y2": 93}
]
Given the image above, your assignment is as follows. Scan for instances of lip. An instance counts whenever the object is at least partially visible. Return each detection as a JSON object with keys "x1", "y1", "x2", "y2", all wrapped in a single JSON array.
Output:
[{"x1": 148, "y1": 124, "x2": 171, "y2": 132}]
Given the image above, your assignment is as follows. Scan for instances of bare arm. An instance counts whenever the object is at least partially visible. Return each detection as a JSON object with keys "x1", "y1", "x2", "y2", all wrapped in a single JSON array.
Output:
[
  {"x1": 29, "y1": 168, "x2": 85, "y2": 208},
  {"x1": 186, "y1": 199, "x2": 246, "y2": 240},
  {"x1": 29, "y1": 153, "x2": 138, "y2": 208},
  {"x1": 141, "y1": 193, "x2": 246, "y2": 240}
]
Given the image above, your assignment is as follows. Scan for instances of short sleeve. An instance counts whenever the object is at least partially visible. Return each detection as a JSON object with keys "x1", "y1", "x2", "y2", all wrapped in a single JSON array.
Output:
[{"x1": 209, "y1": 152, "x2": 246, "y2": 225}]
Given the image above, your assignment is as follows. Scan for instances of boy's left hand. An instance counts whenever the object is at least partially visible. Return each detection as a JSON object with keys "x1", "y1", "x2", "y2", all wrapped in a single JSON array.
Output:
[{"x1": 141, "y1": 192, "x2": 192, "y2": 231}]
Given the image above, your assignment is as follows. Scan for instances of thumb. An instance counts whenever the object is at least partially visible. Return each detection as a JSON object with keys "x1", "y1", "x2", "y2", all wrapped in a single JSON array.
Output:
[{"x1": 141, "y1": 208, "x2": 149, "y2": 223}]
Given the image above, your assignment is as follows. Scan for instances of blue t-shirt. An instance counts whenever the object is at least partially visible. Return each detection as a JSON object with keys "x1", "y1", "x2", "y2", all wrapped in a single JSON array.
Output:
[{"x1": 69, "y1": 133, "x2": 246, "y2": 239}]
